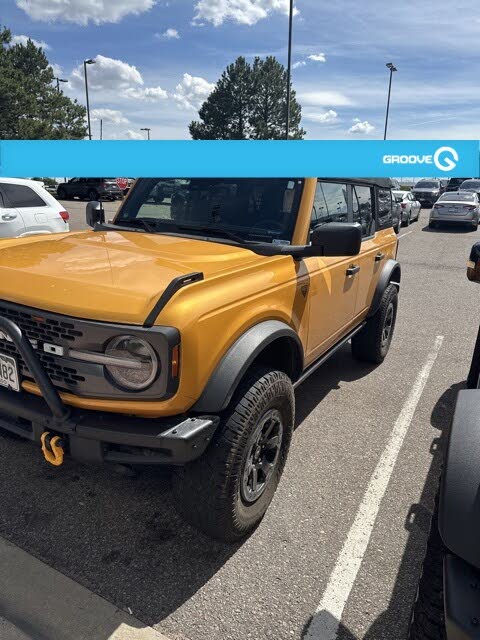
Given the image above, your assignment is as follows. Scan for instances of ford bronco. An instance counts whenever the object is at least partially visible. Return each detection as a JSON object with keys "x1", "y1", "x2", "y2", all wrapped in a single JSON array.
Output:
[{"x1": 0, "y1": 177, "x2": 400, "y2": 541}]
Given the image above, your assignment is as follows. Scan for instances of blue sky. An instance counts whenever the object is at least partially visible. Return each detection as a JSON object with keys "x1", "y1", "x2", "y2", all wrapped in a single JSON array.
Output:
[{"x1": 3, "y1": 0, "x2": 480, "y2": 140}]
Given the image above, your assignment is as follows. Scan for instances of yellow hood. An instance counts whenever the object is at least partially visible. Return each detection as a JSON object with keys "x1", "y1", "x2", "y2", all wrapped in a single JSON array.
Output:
[{"x1": 0, "y1": 230, "x2": 262, "y2": 324}]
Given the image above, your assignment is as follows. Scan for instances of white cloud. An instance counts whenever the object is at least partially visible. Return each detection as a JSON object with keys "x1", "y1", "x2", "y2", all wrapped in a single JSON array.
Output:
[
  {"x1": 124, "y1": 86, "x2": 168, "y2": 101},
  {"x1": 299, "y1": 90, "x2": 353, "y2": 107},
  {"x1": 91, "y1": 109, "x2": 129, "y2": 125},
  {"x1": 15, "y1": 0, "x2": 156, "y2": 25},
  {"x1": 173, "y1": 73, "x2": 215, "y2": 110},
  {"x1": 304, "y1": 110, "x2": 338, "y2": 123},
  {"x1": 71, "y1": 55, "x2": 143, "y2": 91},
  {"x1": 125, "y1": 129, "x2": 145, "y2": 140},
  {"x1": 193, "y1": 0, "x2": 298, "y2": 26},
  {"x1": 308, "y1": 53, "x2": 326, "y2": 63},
  {"x1": 292, "y1": 61, "x2": 307, "y2": 69},
  {"x1": 50, "y1": 63, "x2": 63, "y2": 77},
  {"x1": 157, "y1": 28, "x2": 180, "y2": 39},
  {"x1": 11, "y1": 34, "x2": 51, "y2": 50},
  {"x1": 348, "y1": 118, "x2": 375, "y2": 135}
]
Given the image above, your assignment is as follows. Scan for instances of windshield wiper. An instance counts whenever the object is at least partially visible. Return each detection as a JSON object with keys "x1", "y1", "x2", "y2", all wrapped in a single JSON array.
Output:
[
  {"x1": 116, "y1": 218, "x2": 156, "y2": 233},
  {"x1": 176, "y1": 224, "x2": 254, "y2": 244}
]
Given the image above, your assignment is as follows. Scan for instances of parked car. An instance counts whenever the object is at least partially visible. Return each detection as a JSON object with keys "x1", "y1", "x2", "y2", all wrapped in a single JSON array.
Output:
[
  {"x1": 459, "y1": 179, "x2": 480, "y2": 197},
  {"x1": 0, "y1": 177, "x2": 399, "y2": 542},
  {"x1": 392, "y1": 190, "x2": 421, "y2": 226},
  {"x1": 57, "y1": 178, "x2": 123, "y2": 202},
  {"x1": 409, "y1": 244, "x2": 480, "y2": 640},
  {"x1": 412, "y1": 179, "x2": 444, "y2": 207},
  {"x1": 446, "y1": 177, "x2": 472, "y2": 192},
  {"x1": 392, "y1": 197, "x2": 402, "y2": 234},
  {"x1": 429, "y1": 191, "x2": 480, "y2": 230},
  {"x1": 0, "y1": 178, "x2": 69, "y2": 238}
]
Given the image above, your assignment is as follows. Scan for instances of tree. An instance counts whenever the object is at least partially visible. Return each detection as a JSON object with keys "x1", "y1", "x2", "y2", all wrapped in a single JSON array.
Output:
[
  {"x1": 189, "y1": 55, "x2": 305, "y2": 140},
  {"x1": 0, "y1": 27, "x2": 87, "y2": 139}
]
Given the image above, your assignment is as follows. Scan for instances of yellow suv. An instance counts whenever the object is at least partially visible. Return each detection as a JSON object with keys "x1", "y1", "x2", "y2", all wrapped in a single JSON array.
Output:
[{"x1": 0, "y1": 177, "x2": 399, "y2": 541}]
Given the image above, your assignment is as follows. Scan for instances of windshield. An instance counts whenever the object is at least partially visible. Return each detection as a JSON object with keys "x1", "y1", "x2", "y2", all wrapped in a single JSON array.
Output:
[
  {"x1": 414, "y1": 181, "x2": 438, "y2": 189},
  {"x1": 439, "y1": 193, "x2": 476, "y2": 202},
  {"x1": 117, "y1": 178, "x2": 305, "y2": 244},
  {"x1": 392, "y1": 191, "x2": 405, "y2": 202},
  {"x1": 461, "y1": 181, "x2": 480, "y2": 190}
]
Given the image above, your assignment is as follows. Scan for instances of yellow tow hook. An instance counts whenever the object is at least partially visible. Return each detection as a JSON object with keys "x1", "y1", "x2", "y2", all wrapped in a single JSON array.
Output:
[{"x1": 40, "y1": 432, "x2": 65, "y2": 467}]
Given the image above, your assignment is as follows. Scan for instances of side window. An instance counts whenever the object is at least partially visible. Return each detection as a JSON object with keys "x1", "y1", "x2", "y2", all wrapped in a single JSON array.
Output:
[
  {"x1": 311, "y1": 181, "x2": 348, "y2": 228},
  {"x1": 1, "y1": 184, "x2": 47, "y2": 208},
  {"x1": 377, "y1": 189, "x2": 393, "y2": 230},
  {"x1": 352, "y1": 185, "x2": 374, "y2": 237}
]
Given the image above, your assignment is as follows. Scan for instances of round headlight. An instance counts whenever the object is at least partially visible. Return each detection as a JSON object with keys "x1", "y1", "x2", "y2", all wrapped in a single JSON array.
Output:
[{"x1": 105, "y1": 335, "x2": 158, "y2": 391}]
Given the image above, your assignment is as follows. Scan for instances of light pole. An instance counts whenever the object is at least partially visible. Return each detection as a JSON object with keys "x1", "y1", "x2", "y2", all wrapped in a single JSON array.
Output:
[
  {"x1": 54, "y1": 77, "x2": 68, "y2": 92},
  {"x1": 384, "y1": 62, "x2": 397, "y2": 140},
  {"x1": 84, "y1": 58, "x2": 96, "y2": 141},
  {"x1": 140, "y1": 127, "x2": 151, "y2": 140},
  {"x1": 285, "y1": 0, "x2": 294, "y2": 140}
]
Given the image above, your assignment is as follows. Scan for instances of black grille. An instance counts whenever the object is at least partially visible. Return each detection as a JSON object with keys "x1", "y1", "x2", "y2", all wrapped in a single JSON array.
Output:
[{"x1": 0, "y1": 302, "x2": 85, "y2": 390}]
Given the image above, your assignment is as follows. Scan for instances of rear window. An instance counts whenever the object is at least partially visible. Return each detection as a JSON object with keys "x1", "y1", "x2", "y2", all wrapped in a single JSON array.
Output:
[
  {"x1": 439, "y1": 193, "x2": 476, "y2": 202},
  {"x1": 461, "y1": 181, "x2": 480, "y2": 190},
  {"x1": 0, "y1": 183, "x2": 47, "y2": 208}
]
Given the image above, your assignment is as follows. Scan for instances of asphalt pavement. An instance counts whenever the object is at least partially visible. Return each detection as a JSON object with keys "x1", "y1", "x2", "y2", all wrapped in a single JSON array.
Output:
[{"x1": 0, "y1": 208, "x2": 477, "y2": 640}]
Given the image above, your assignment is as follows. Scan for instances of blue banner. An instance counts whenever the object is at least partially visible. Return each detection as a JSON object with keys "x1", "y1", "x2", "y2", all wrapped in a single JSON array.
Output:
[{"x1": 0, "y1": 140, "x2": 479, "y2": 177}]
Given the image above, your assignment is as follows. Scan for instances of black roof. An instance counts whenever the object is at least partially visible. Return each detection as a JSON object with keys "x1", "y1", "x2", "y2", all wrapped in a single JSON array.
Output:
[{"x1": 324, "y1": 178, "x2": 395, "y2": 188}]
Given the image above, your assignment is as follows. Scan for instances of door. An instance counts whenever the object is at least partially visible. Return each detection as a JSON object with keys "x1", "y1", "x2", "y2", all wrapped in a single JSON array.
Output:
[
  {"x1": 0, "y1": 183, "x2": 47, "y2": 236},
  {"x1": 305, "y1": 180, "x2": 360, "y2": 360},
  {"x1": 354, "y1": 186, "x2": 396, "y2": 316},
  {"x1": 0, "y1": 185, "x2": 25, "y2": 238}
]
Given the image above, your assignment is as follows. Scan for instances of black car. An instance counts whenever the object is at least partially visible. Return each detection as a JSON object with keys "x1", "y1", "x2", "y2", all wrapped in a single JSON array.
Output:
[
  {"x1": 446, "y1": 177, "x2": 472, "y2": 192},
  {"x1": 57, "y1": 178, "x2": 123, "y2": 202},
  {"x1": 412, "y1": 179, "x2": 445, "y2": 207}
]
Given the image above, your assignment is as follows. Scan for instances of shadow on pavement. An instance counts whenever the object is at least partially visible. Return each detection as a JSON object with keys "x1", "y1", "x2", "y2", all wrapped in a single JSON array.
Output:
[
  {"x1": 0, "y1": 342, "x2": 377, "y2": 639},
  {"x1": 422, "y1": 224, "x2": 475, "y2": 234}
]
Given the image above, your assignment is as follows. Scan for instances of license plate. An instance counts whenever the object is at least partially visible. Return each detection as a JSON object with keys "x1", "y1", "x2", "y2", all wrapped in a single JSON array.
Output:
[{"x1": 0, "y1": 353, "x2": 19, "y2": 392}]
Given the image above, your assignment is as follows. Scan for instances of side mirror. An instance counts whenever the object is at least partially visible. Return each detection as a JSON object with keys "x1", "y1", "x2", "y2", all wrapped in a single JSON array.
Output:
[
  {"x1": 467, "y1": 242, "x2": 480, "y2": 283},
  {"x1": 309, "y1": 222, "x2": 362, "y2": 257},
  {"x1": 86, "y1": 201, "x2": 105, "y2": 228}
]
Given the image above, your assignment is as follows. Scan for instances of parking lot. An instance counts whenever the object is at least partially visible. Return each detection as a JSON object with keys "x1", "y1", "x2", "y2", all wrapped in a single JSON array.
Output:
[{"x1": 0, "y1": 206, "x2": 476, "y2": 640}]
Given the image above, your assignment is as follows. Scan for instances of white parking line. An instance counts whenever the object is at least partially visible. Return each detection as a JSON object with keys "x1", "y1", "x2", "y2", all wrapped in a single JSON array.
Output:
[
  {"x1": 304, "y1": 335, "x2": 444, "y2": 640},
  {"x1": 398, "y1": 229, "x2": 414, "y2": 239}
]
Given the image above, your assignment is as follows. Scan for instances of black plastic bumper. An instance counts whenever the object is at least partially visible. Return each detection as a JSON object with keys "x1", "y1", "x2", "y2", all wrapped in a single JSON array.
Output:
[
  {"x1": 0, "y1": 316, "x2": 218, "y2": 465},
  {"x1": 444, "y1": 554, "x2": 480, "y2": 639}
]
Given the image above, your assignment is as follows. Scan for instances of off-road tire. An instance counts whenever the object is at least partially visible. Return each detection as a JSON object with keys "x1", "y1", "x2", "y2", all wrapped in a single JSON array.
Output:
[
  {"x1": 351, "y1": 283, "x2": 398, "y2": 364},
  {"x1": 172, "y1": 367, "x2": 294, "y2": 542},
  {"x1": 408, "y1": 497, "x2": 446, "y2": 640}
]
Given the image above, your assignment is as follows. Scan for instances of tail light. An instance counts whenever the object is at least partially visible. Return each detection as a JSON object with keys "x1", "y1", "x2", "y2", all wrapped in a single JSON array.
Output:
[
  {"x1": 466, "y1": 205, "x2": 476, "y2": 211},
  {"x1": 401, "y1": 203, "x2": 407, "y2": 209},
  {"x1": 59, "y1": 210, "x2": 69, "y2": 222}
]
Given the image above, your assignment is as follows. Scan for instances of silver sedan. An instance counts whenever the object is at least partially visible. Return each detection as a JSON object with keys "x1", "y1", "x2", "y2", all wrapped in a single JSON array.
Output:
[
  {"x1": 429, "y1": 191, "x2": 480, "y2": 230},
  {"x1": 392, "y1": 190, "x2": 421, "y2": 226}
]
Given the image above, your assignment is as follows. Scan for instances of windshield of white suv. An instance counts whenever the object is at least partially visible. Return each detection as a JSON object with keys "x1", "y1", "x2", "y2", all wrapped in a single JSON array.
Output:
[{"x1": 117, "y1": 178, "x2": 305, "y2": 244}]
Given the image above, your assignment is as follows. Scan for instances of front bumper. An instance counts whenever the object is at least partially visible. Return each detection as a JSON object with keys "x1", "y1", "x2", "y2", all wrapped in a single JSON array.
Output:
[
  {"x1": 0, "y1": 316, "x2": 218, "y2": 465},
  {"x1": 444, "y1": 554, "x2": 480, "y2": 639}
]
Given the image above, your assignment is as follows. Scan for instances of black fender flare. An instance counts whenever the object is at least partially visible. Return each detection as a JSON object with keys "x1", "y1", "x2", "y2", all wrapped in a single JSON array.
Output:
[
  {"x1": 368, "y1": 259, "x2": 401, "y2": 317},
  {"x1": 192, "y1": 320, "x2": 304, "y2": 413},
  {"x1": 439, "y1": 390, "x2": 480, "y2": 569}
]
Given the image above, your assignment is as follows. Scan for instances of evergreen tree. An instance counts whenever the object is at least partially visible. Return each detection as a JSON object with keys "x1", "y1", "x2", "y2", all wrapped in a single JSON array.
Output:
[
  {"x1": 0, "y1": 27, "x2": 87, "y2": 139},
  {"x1": 189, "y1": 55, "x2": 305, "y2": 140}
]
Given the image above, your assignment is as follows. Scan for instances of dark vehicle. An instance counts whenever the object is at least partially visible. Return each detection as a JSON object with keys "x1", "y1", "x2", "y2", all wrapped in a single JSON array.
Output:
[
  {"x1": 57, "y1": 178, "x2": 123, "y2": 202},
  {"x1": 446, "y1": 178, "x2": 471, "y2": 192},
  {"x1": 460, "y1": 179, "x2": 480, "y2": 197},
  {"x1": 412, "y1": 179, "x2": 444, "y2": 207},
  {"x1": 409, "y1": 243, "x2": 480, "y2": 640}
]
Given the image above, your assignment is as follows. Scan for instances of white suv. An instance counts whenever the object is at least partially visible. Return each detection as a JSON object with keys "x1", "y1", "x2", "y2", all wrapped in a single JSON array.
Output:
[{"x1": 0, "y1": 178, "x2": 70, "y2": 238}]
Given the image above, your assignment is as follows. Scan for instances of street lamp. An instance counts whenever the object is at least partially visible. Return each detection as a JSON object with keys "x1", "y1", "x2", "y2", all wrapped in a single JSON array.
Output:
[
  {"x1": 285, "y1": 0, "x2": 294, "y2": 140},
  {"x1": 140, "y1": 127, "x2": 151, "y2": 140},
  {"x1": 384, "y1": 62, "x2": 397, "y2": 140},
  {"x1": 84, "y1": 58, "x2": 96, "y2": 141},
  {"x1": 54, "y1": 77, "x2": 68, "y2": 92}
]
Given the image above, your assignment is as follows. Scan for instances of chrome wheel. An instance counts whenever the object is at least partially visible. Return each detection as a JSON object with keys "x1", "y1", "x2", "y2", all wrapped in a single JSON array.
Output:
[{"x1": 241, "y1": 409, "x2": 283, "y2": 504}]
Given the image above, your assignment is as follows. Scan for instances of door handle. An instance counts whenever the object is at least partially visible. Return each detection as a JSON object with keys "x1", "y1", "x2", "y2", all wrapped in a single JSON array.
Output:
[
  {"x1": 375, "y1": 252, "x2": 385, "y2": 262},
  {"x1": 346, "y1": 265, "x2": 360, "y2": 276},
  {"x1": 1, "y1": 213, "x2": 17, "y2": 221}
]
